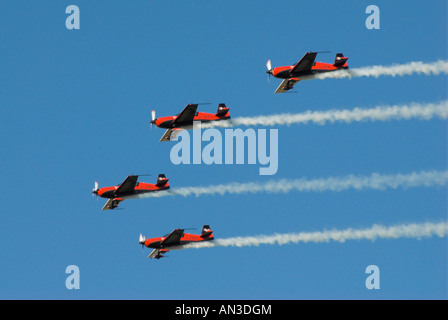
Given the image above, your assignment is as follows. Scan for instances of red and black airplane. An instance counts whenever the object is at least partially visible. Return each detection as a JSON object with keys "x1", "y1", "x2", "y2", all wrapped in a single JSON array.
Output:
[
  {"x1": 139, "y1": 225, "x2": 214, "y2": 259},
  {"x1": 150, "y1": 103, "x2": 230, "y2": 142},
  {"x1": 92, "y1": 174, "x2": 169, "y2": 210},
  {"x1": 266, "y1": 52, "x2": 349, "y2": 93}
]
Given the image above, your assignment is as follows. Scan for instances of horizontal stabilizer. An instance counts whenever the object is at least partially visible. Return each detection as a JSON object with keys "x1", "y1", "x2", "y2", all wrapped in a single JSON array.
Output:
[
  {"x1": 156, "y1": 174, "x2": 169, "y2": 187},
  {"x1": 334, "y1": 53, "x2": 348, "y2": 67},
  {"x1": 216, "y1": 103, "x2": 230, "y2": 117},
  {"x1": 200, "y1": 225, "x2": 213, "y2": 238}
]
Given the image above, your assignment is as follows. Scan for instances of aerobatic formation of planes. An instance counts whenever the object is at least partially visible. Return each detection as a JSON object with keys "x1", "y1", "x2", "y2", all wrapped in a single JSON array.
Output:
[{"x1": 92, "y1": 51, "x2": 349, "y2": 259}]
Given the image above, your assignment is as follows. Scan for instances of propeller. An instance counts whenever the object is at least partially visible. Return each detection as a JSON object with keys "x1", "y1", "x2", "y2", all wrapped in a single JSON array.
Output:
[
  {"x1": 150, "y1": 110, "x2": 156, "y2": 129},
  {"x1": 266, "y1": 59, "x2": 272, "y2": 83},
  {"x1": 139, "y1": 233, "x2": 147, "y2": 253},
  {"x1": 92, "y1": 181, "x2": 99, "y2": 198}
]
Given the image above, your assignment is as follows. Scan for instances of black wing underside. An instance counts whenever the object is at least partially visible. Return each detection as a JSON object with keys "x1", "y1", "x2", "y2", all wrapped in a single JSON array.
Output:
[
  {"x1": 174, "y1": 104, "x2": 198, "y2": 125},
  {"x1": 116, "y1": 175, "x2": 139, "y2": 194},
  {"x1": 160, "y1": 229, "x2": 185, "y2": 246},
  {"x1": 291, "y1": 52, "x2": 318, "y2": 74}
]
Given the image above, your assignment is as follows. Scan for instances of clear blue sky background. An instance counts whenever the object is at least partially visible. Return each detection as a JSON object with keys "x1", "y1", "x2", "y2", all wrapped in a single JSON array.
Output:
[{"x1": 1, "y1": 1, "x2": 446, "y2": 299}]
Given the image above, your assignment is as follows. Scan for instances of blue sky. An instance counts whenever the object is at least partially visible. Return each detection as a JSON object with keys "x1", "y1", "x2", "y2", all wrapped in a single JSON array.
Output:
[{"x1": 0, "y1": 1, "x2": 446, "y2": 299}]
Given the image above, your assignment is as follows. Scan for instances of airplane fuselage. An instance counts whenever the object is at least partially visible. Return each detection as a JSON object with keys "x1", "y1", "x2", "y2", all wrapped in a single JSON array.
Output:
[
  {"x1": 154, "y1": 112, "x2": 230, "y2": 129},
  {"x1": 97, "y1": 183, "x2": 169, "y2": 199},
  {"x1": 272, "y1": 62, "x2": 349, "y2": 79},
  {"x1": 145, "y1": 234, "x2": 214, "y2": 250}
]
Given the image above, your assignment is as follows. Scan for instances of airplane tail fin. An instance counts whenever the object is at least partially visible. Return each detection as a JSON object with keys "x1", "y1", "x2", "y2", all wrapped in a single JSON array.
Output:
[
  {"x1": 333, "y1": 53, "x2": 348, "y2": 67},
  {"x1": 200, "y1": 225, "x2": 214, "y2": 238},
  {"x1": 215, "y1": 103, "x2": 230, "y2": 117},
  {"x1": 156, "y1": 174, "x2": 169, "y2": 187}
]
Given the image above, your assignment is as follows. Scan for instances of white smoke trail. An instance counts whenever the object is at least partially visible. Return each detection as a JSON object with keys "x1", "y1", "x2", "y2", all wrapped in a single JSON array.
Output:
[
  {"x1": 202, "y1": 101, "x2": 448, "y2": 128},
  {"x1": 185, "y1": 221, "x2": 448, "y2": 249},
  {"x1": 138, "y1": 170, "x2": 448, "y2": 199},
  {"x1": 314, "y1": 60, "x2": 448, "y2": 80}
]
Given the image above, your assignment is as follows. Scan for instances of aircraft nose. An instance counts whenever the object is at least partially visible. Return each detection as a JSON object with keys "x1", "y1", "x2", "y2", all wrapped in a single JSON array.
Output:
[{"x1": 96, "y1": 189, "x2": 106, "y2": 197}]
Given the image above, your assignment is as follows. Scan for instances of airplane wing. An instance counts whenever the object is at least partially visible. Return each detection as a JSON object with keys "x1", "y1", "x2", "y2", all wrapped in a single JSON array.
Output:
[
  {"x1": 115, "y1": 175, "x2": 139, "y2": 194},
  {"x1": 160, "y1": 128, "x2": 184, "y2": 142},
  {"x1": 147, "y1": 248, "x2": 170, "y2": 259},
  {"x1": 147, "y1": 249, "x2": 160, "y2": 259},
  {"x1": 160, "y1": 129, "x2": 174, "y2": 142},
  {"x1": 173, "y1": 104, "x2": 198, "y2": 125},
  {"x1": 102, "y1": 198, "x2": 124, "y2": 210},
  {"x1": 160, "y1": 229, "x2": 184, "y2": 246},
  {"x1": 274, "y1": 78, "x2": 300, "y2": 94},
  {"x1": 291, "y1": 52, "x2": 318, "y2": 74}
]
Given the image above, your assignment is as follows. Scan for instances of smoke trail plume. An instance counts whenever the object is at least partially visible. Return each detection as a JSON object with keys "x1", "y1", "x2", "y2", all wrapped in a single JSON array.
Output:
[
  {"x1": 185, "y1": 221, "x2": 448, "y2": 249},
  {"x1": 315, "y1": 60, "x2": 448, "y2": 80},
  {"x1": 138, "y1": 170, "x2": 448, "y2": 199},
  {"x1": 202, "y1": 101, "x2": 448, "y2": 128}
]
